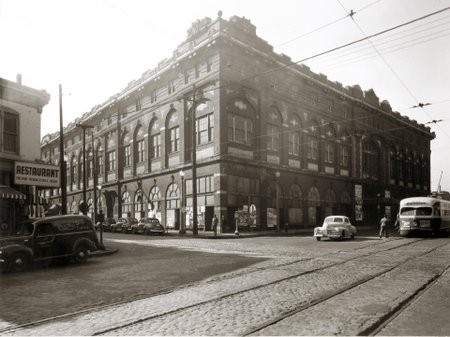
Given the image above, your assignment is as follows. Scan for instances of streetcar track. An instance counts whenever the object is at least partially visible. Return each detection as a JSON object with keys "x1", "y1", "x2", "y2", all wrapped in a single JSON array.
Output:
[
  {"x1": 363, "y1": 262, "x2": 450, "y2": 336},
  {"x1": 0, "y1": 237, "x2": 440, "y2": 336},
  {"x1": 243, "y1": 239, "x2": 450, "y2": 336}
]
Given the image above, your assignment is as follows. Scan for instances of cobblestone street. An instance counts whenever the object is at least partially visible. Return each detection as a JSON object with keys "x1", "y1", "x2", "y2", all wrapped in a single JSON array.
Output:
[{"x1": 2, "y1": 234, "x2": 450, "y2": 336}]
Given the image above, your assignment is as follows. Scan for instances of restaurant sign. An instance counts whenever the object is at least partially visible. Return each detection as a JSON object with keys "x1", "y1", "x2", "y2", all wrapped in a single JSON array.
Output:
[{"x1": 14, "y1": 161, "x2": 60, "y2": 188}]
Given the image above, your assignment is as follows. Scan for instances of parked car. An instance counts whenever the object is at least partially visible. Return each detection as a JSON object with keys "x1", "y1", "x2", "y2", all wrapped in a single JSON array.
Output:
[
  {"x1": 95, "y1": 218, "x2": 116, "y2": 232},
  {"x1": 131, "y1": 218, "x2": 165, "y2": 235},
  {"x1": 314, "y1": 215, "x2": 356, "y2": 241},
  {"x1": 0, "y1": 215, "x2": 100, "y2": 272},
  {"x1": 115, "y1": 217, "x2": 139, "y2": 233}
]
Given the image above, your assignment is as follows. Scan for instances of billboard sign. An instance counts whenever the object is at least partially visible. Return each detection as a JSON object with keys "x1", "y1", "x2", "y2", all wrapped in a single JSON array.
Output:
[{"x1": 14, "y1": 161, "x2": 60, "y2": 188}]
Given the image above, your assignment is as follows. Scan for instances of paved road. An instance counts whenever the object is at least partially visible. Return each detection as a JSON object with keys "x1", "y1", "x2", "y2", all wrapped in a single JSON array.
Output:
[{"x1": 1, "y1": 233, "x2": 449, "y2": 336}]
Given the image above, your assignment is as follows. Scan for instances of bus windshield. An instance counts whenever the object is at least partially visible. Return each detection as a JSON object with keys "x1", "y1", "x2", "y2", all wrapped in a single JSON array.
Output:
[{"x1": 400, "y1": 207, "x2": 433, "y2": 216}]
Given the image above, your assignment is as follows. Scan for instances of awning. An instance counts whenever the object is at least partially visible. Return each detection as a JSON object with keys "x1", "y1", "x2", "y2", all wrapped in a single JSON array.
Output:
[{"x1": 0, "y1": 185, "x2": 26, "y2": 200}]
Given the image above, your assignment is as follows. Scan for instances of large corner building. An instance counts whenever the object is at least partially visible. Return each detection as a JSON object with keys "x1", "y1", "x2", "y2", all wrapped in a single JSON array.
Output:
[{"x1": 40, "y1": 14, "x2": 435, "y2": 232}]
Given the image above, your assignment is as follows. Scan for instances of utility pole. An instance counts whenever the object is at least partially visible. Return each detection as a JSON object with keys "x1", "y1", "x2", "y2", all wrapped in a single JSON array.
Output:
[
  {"x1": 191, "y1": 85, "x2": 198, "y2": 235},
  {"x1": 116, "y1": 111, "x2": 122, "y2": 218},
  {"x1": 59, "y1": 84, "x2": 67, "y2": 215},
  {"x1": 76, "y1": 123, "x2": 94, "y2": 215}
]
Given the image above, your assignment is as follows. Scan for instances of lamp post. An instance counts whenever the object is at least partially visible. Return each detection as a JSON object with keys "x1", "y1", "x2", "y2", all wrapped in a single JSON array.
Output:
[
  {"x1": 179, "y1": 170, "x2": 186, "y2": 234},
  {"x1": 275, "y1": 170, "x2": 280, "y2": 232},
  {"x1": 76, "y1": 123, "x2": 94, "y2": 215},
  {"x1": 97, "y1": 184, "x2": 104, "y2": 249},
  {"x1": 59, "y1": 84, "x2": 67, "y2": 214}
]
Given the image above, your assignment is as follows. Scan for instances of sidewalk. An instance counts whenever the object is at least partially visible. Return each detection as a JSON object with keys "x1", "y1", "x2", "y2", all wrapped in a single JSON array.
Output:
[{"x1": 163, "y1": 225, "x2": 381, "y2": 239}]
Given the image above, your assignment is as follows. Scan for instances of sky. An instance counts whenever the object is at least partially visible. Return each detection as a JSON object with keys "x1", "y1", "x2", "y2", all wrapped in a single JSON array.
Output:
[{"x1": 1, "y1": 0, "x2": 450, "y2": 190}]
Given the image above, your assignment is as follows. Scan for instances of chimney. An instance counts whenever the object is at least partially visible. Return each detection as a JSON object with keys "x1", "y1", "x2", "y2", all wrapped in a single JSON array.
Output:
[{"x1": 16, "y1": 73, "x2": 22, "y2": 85}]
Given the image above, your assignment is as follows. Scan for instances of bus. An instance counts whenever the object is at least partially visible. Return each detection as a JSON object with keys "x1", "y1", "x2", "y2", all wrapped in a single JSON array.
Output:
[{"x1": 398, "y1": 196, "x2": 450, "y2": 236}]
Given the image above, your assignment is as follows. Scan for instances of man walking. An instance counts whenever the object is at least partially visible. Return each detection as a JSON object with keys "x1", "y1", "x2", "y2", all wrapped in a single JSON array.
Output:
[
  {"x1": 212, "y1": 214, "x2": 218, "y2": 236},
  {"x1": 379, "y1": 214, "x2": 389, "y2": 238}
]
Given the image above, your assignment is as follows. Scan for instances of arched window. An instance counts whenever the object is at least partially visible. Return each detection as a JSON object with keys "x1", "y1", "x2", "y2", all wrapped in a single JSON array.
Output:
[
  {"x1": 323, "y1": 125, "x2": 336, "y2": 165},
  {"x1": 388, "y1": 146, "x2": 396, "y2": 182},
  {"x1": 166, "y1": 184, "x2": 180, "y2": 209},
  {"x1": 227, "y1": 99, "x2": 255, "y2": 146},
  {"x1": 149, "y1": 186, "x2": 162, "y2": 220},
  {"x1": 397, "y1": 149, "x2": 405, "y2": 182},
  {"x1": 78, "y1": 151, "x2": 84, "y2": 189},
  {"x1": 362, "y1": 140, "x2": 380, "y2": 180},
  {"x1": 339, "y1": 131, "x2": 351, "y2": 174},
  {"x1": 288, "y1": 114, "x2": 301, "y2": 156},
  {"x1": 167, "y1": 110, "x2": 179, "y2": 153},
  {"x1": 308, "y1": 186, "x2": 321, "y2": 226},
  {"x1": 134, "y1": 190, "x2": 144, "y2": 216},
  {"x1": 134, "y1": 125, "x2": 145, "y2": 164},
  {"x1": 288, "y1": 184, "x2": 303, "y2": 225},
  {"x1": 149, "y1": 118, "x2": 161, "y2": 159},
  {"x1": 122, "y1": 191, "x2": 131, "y2": 215},
  {"x1": 266, "y1": 107, "x2": 282, "y2": 151},
  {"x1": 70, "y1": 155, "x2": 77, "y2": 191}
]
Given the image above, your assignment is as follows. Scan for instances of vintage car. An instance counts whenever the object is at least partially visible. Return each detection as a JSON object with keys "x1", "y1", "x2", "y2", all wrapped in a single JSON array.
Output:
[
  {"x1": 95, "y1": 217, "x2": 116, "y2": 232},
  {"x1": 110, "y1": 217, "x2": 137, "y2": 233},
  {"x1": 314, "y1": 215, "x2": 356, "y2": 241},
  {"x1": 0, "y1": 215, "x2": 99, "y2": 272},
  {"x1": 131, "y1": 218, "x2": 165, "y2": 235}
]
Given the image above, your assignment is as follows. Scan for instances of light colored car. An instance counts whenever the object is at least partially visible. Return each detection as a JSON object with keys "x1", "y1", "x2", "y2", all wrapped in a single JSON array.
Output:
[
  {"x1": 314, "y1": 215, "x2": 356, "y2": 241},
  {"x1": 131, "y1": 218, "x2": 165, "y2": 235}
]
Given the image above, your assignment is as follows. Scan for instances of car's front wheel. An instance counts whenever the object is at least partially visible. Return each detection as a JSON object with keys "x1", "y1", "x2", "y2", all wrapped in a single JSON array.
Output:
[
  {"x1": 10, "y1": 252, "x2": 29, "y2": 272},
  {"x1": 351, "y1": 233, "x2": 355, "y2": 240},
  {"x1": 73, "y1": 246, "x2": 88, "y2": 263}
]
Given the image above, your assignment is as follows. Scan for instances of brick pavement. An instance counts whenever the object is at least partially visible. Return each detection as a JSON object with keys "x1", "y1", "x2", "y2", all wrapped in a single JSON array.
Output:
[{"x1": 2, "y1": 238, "x2": 446, "y2": 336}]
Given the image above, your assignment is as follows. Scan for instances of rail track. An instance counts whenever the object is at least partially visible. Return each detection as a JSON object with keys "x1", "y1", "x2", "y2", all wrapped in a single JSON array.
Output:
[{"x1": 2, "y1": 237, "x2": 449, "y2": 336}]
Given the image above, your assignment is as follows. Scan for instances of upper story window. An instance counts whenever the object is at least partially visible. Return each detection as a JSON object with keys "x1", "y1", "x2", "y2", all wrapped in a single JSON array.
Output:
[
  {"x1": 150, "y1": 119, "x2": 161, "y2": 159},
  {"x1": 196, "y1": 113, "x2": 214, "y2": 145},
  {"x1": 227, "y1": 99, "x2": 255, "y2": 146},
  {"x1": 1, "y1": 111, "x2": 19, "y2": 153},
  {"x1": 206, "y1": 56, "x2": 214, "y2": 72},
  {"x1": 340, "y1": 133, "x2": 351, "y2": 168},
  {"x1": 307, "y1": 121, "x2": 320, "y2": 161},
  {"x1": 327, "y1": 100, "x2": 334, "y2": 113},
  {"x1": 137, "y1": 139, "x2": 145, "y2": 162},
  {"x1": 134, "y1": 126, "x2": 145, "y2": 163},
  {"x1": 266, "y1": 108, "x2": 282, "y2": 151},
  {"x1": 167, "y1": 110, "x2": 179, "y2": 153},
  {"x1": 363, "y1": 141, "x2": 380, "y2": 180},
  {"x1": 168, "y1": 79, "x2": 176, "y2": 94},
  {"x1": 288, "y1": 115, "x2": 301, "y2": 156},
  {"x1": 124, "y1": 145, "x2": 131, "y2": 167},
  {"x1": 323, "y1": 126, "x2": 336, "y2": 164},
  {"x1": 107, "y1": 150, "x2": 116, "y2": 172},
  {"x1": 151, "y1": 90, "x2": 158, "y2": 103}
]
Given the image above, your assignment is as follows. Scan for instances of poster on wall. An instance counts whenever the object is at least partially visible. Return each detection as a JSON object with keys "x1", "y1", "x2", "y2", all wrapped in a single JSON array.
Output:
[
  {"x1": 267, "y1": 208, "x2": 276, "y2": 228},
  {"x1": 355, "y1": 184, "x2": 363, "y2": 221}
]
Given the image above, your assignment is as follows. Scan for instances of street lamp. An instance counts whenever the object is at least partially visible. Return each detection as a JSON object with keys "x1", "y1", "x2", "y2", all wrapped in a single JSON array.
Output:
[
  {"x1": 59, "y1": 84, "x2": 67, "y2": 215},
  {"x1": 76, "y1": 123, "x2": 94, "y2": 215},
  {"x1": 275, "y1": 170, "x2": 280, "y2": 232},
  {"x1": 97, "y1": 184, "x2": 104, "y2": 249},
  {"x1": 179, "y1": 170, "x2": 186, "y2": 234}
]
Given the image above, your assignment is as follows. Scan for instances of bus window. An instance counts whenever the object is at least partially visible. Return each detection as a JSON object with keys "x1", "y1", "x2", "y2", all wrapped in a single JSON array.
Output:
[
  {"x1": 400, "y1": 207, "x2": 416, "y2": 216},
  {"x1": 416, "y1": 207, "x2": 432, "y2": 216}
]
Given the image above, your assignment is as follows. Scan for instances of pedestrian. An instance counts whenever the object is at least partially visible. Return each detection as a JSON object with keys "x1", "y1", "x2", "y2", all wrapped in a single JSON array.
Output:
[
  {"x1": 212, "y1": 214, "x2": 218, "y2": 236},
  {"x1": 284, "y1": 221, "x2": 289, "y2": 233},
  {"x1": 394, "y1": 212, "x2": 400, "y2": 230},
  {"x1": 379, "y1": 214, "x2": 389, "y2": 238}
]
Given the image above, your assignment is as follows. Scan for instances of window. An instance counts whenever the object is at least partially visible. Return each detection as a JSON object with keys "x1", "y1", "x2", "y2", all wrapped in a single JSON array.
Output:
[
  {"x1": 340, "y1": 146, "x2": 350, "y2": 167},
  {"x1": 327, "y1": 100, "x2": 334, "y2": 113},
  {"x1": 151, "y1": 134, "x2": 161, "y2": 158},
  {"x1": 288, "y1": 115, "x2": 301, "y2": 156},
  {"x1": 324, "y1": 142, "x2": 334, "y2": 163},
  {"x1": 124, "y1": 145, "x2": 131, "y2": 167},
  {"x1": 122, "y1": 191, "x2": 131, "y2": 214},
  {"x1": 267, "y1": 124, "x2": 280, "y2": 151},
  {"x1": 2, "y1": 111, "x2": 19, "y2": 153},
  {"x1": 151, "y1": 90, "x2": 157, "y2": 103},
  {"x1": 196, "y1": 113, "x2": 214, "y2": 144},
  {"x1": 168, "y1": 79, "x2": 176, "y2": 94},
  {"x1": 206, "y1": 56, "x2": 214, "y2": 72},
  {"x1": 307, "y1": 136, "x2": 318, "y2": 160},
  {"x1": 169, "y1": 127, "x2": 180, "y2": 152},
  {"x1": 228, "y1": 114, "x2": 253, "y2": 145},
  {"x1": 137, "y1": 139, "x2": 145, "y2": 162},
  {"x1": 363, "y1": 142, "x2": 379, "y2": 179},
  {"x1": 97, "y1": 152, "x2": 104, "y2": 175},
  {"x1": 107, "y1": 150, "x2": 116, "y2": 172}
]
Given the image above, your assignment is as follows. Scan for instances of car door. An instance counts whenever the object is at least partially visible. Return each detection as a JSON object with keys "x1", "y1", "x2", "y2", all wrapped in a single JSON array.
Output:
[{"x1": 33, "y1": 222, "x2": 56, "y2": 260}]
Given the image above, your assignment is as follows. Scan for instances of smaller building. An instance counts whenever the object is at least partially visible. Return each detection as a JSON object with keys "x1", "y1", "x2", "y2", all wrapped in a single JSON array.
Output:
[{"x1": 0, "y1": 75, "x2": 50, "y2": 234}]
